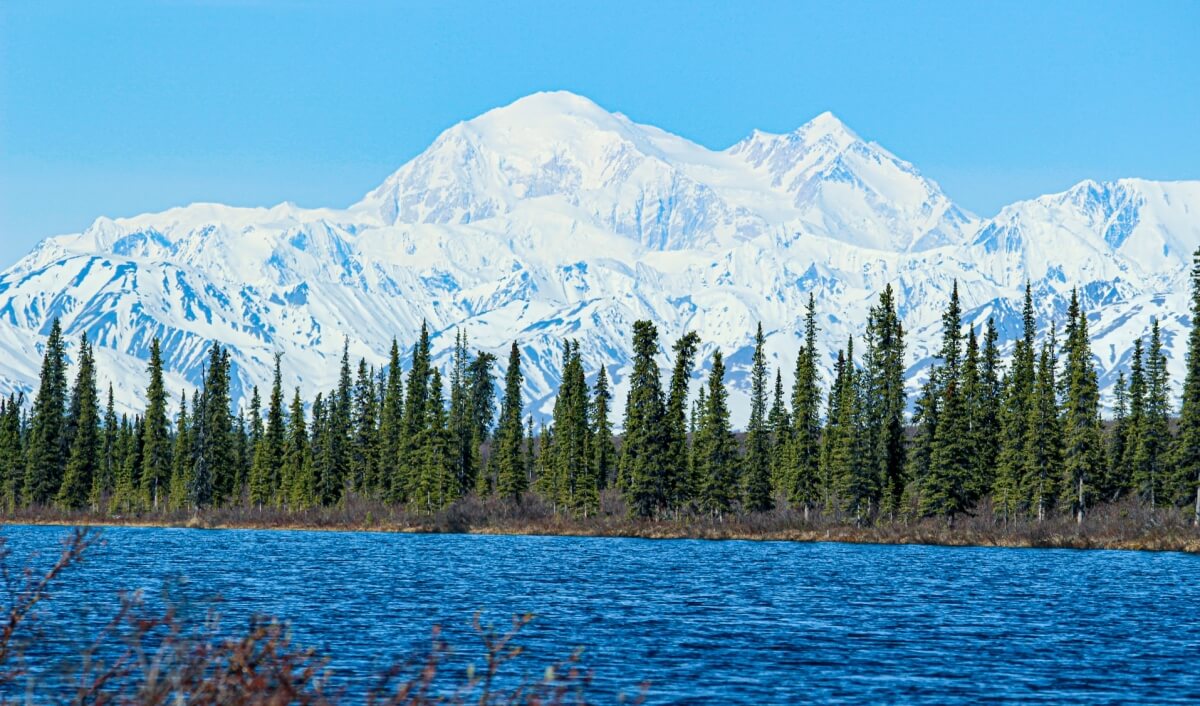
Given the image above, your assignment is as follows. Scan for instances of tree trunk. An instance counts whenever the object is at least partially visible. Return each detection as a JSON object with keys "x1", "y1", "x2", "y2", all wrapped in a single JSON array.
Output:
[{"x1": 1077, "y1": 476, "x2": 1084, "y2": 525}]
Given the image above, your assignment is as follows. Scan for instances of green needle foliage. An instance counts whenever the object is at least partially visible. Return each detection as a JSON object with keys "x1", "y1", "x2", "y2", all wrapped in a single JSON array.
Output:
[{"x1": 10, "y1": 275, "x2": 1190, "y2": 526}]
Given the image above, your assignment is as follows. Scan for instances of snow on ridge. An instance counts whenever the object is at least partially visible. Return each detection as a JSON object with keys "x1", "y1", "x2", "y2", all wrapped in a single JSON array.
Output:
[{"x1": 0, "y1": 92, "x2": 1197, "y2": 424}]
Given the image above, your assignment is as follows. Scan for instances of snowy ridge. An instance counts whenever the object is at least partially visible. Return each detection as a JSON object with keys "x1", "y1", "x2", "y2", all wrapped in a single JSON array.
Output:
[{"x1": 0, "y1": 91, "x2": 1196, "y2": 421}]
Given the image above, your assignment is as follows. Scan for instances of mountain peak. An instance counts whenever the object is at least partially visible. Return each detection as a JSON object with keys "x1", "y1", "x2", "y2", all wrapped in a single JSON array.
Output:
[{"x1": 797, "y1": 110, "x2": 858, "y2": 142}]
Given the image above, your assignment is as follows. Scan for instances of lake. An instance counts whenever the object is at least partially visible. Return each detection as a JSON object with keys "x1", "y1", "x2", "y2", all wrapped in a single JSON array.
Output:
[{"x1": 2, "y1": 525, "x2": 1199, "y2": 703}]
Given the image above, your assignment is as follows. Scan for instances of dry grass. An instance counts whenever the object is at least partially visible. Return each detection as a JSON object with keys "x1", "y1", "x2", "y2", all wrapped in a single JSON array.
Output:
[{"x1": 4, "y1": 492, "x2": 1199, "y2": 554}]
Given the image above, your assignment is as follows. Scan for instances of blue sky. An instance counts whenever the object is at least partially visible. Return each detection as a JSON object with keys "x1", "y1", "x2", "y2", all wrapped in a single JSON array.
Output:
[{"x1": 1, "y1": 1, "x2": 1196, "y2": 264}]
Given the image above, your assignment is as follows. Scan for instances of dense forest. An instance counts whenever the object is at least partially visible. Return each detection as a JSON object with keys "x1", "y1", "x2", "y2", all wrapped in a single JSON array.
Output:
[{"x1": 2, "y1": 250, "x2": 1199, "y2": 527}]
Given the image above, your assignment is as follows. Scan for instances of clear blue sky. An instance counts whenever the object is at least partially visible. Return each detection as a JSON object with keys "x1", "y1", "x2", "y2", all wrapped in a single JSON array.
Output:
[{"x1": 1, "y1": 1, "x2": 1197, "y2": 264}]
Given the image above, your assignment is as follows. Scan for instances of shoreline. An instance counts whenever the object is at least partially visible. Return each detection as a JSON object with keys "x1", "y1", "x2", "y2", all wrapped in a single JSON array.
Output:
[{"x1": 5, "y1": 514, "x2": 1199, "y2": 554}]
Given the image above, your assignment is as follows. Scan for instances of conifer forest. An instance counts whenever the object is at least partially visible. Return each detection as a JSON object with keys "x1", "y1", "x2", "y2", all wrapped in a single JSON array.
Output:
[{"x1": 4, "y1": 251, "x2": 1200, "y2": 529}]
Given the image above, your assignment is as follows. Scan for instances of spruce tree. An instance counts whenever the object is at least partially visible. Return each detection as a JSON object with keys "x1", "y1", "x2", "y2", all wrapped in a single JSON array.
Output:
[
  {"x1": 694, "y1": 350, "x2": 738, "y2": 516},
  {"x1": 1105, "y1": 371, "x2": 1130, "y2": 503},
  {"x1": 1133, "y1": 320, "x2": 1171, "y2": 506},
  {"x1": 923, "y1": 284, "x2": 972, "y2": 518},
  {"x1": 1174, "y1": 247, "x2": 1200, "y2": 521},
  {"x1": 994, "y1": 283, "x2": 1037, "y2": 521},
  {"x1": 972, "y1": 319, "x2": 1003, "y2": 501},
  {"x1": 590, "y1": 366, "x2": 616, "y2": 492},
  {"x1": 379, "y1": 339, "x2": 405, "y2": 502},
  {"x1": 495, "y1": 342, "x2": 527, "y2": 501},
  {"x1": 1024, "y1": 329, "x2": 1062, "y2": 520},
  {"x1": 448, "y1": 330, "x2": 477, "y2": 497},
  {"x1": 414, "y1": 367, "x2": 453, "y2": 511},
  {"x1": 92, "y1": 386, "x2": 118, "y2": 509},
  {"x1": 138, "y1": 338, "x2": 173, "y2": 509},
  {"x1": 959, "y1": 327, "x2": 984, "y2": 504},
  {"x1": 825, "y1": 341, "x2": 869, "y2": 517},
  {"x1": 351, "y1": 358, "x2": 379, "y2": 494},
  {"x1": 468, "y1": 351, "x2": 497, "y2": 443},
  {"x1": 399, "y1": 323, "x2": 432, "y2": 500},
  {"x1": 620, "y1": 321, "x2": 667, "y2": 518},
  {"x1": 862, "y1": 285, "x2": 906, "y2": 516},
  {"x1": 314, "y1": 343, "x2": 353, "y2": 505},
  {"x1": 250, "y1": 355, "x2": 286, "y2": 506},
  {"x1": 24, "y1": 318, "x2": 68, "y2": 506},
  {"x1": 767, "y1": 368, "x2": 792, "y2": 493},
  {"x1": 285, "y1": 388, "x2": 316, "y2": 509},
  {"x1": 663, "y1": 331, "x2": 700, "y2": 510},
  {"x1": 743, "y1": 323, "x2": 773, "y2": 513},
  {"x1": 168, "y1": 392, "x2": 192, "y2": 511},
  {"x1": 786, "y1": 295, "x2": 822, "y2": 514},
  {"x1": 113, "y1": 415, "x2": 145, "y2": 513},
  {"x1": 1060, "y1": 292, "x2": 1104, "y2": 521},
  {"x1": 57, "y1": 335, "x2": 100, "y2": 510},
  {"x1": 0, "y1": 397, "x2": 24, "y2": 511},
  {"x1": 191, "y1": 343, "x2": 234, "y2": 508},
  {"x1": 1120, "y1": 338, "x2": 1146, "y2": 495},
  {"x1": 904, "y1": 373, "x2": 938, "y2": 516}
]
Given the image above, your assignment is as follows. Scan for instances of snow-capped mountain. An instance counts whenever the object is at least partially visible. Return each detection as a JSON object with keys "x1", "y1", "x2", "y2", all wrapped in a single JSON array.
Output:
[{"x1": 0, "y1": 91, "x2": 1195, "y2": 422}]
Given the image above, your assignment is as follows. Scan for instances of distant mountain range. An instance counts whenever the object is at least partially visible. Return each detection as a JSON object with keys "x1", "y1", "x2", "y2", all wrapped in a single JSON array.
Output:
[{"x1": 1, "y1": 90, "x2": 1196, "y2": 421}]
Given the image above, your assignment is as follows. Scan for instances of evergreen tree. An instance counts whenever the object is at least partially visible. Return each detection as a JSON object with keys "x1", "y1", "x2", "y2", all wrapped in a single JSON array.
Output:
[
  {"x1": 663, "y1": 331, "x2": 700, "y2": 510},
  {"x1": 23, "y1": 318, "x2": 68, "y2": 506},
  {"x1": 767, "y1": 368, "x2": 792, "y2": 493},
  {"x1": 315, "y1": 342, "x2": 353, "y2": 505},
  {"x1": 994, "y1": 283, "x2": 1037, "y2": 521},
  {"x1": 495, "y1": 342, "x2": 527, "y2": 501},
  {"x1": 248, "y1": 386, "x2": 264, "y2": 452},
  {"x1": 378, "y1": 339, "x2": 405, "y2": 502},
  {"x1": 1060, "y1": 292, "x2": 1104, "y2": 521},
  {"x1": 1024, "y1": 329, "x2": 1062, "y2": 520},
  {"x1": 57, "y1": 335, "x2": 100, "y2": 510},
  {"x1": 414, "y1": 368, "x2": 454, "y2": 511},
  {"x1": 971, "y1": 319, "x2": 1003, "y2": 502},
  {"x1": 694, "y1": 350, "x2": 738, "y2": 516},
  {"x1": 923, "y1": 284, "x2": 972, "y2": 518},
  {"x1": 1133, "y1": 320, "x2": 1171, "y2": 506},
  {"x1": 743, "y1": 323, "x2": 773, "y2": 513},
  {"x1": 620, "y1": 321, "x2": 667, "y2": 518},
  {"x1": 399, "y1": 323, "x2": 432, "y2": 500},
  {"x1": 93, "y1": 386, "x2": 118, "y2": 509},
  {"x1": 468, "y1": 351, "x2": 497, "y2": 444},
  {"x1": 136, "y1": 339, "x2": 172, "y2": 509},
  {"x1": 0, "y1": 396, "x2": 25, "y2": 511},
  {"x1": 551, "y1": 341, "x2": 593, "y2": 515},
  {"x1": 191, "y1": 343, "x2": 234, "y2": 508},
  {"x1": 959, "y1": 327, "x2": 984, "y2": 504},
  {"x1": 250, "y1": 355, "x2": 286, "y2": 506},
  {"x1": 448, "y1": 330, "x2": 477, "y2": 497},
  {"x1": 351, "y1": 358, "x2": 378, "y2": 494},
  {"x1": 1105, "y1": 371, "x2": 1130, "y2": 503},
  {"x1": 824, "y1": 341, "x2": 870, "y2": 517},
  {"x1": 113, "y1": 415, "x2": 144, "y2": 513},
  {"x1": 285, "y1": 388, "x2": 316, "y2": 509},
  {"x1": 167, "y1": 393, "x2": 192, "y2": 511},
  {"x1": 590, "y1": 366, "x2": 616, "y2": 492},
  {"x1": 309, "y1": 394, "x2": 333, "y2": 509},
  {"x1": 786, "y1": 295, "x2": 822, "y2": 514},
  {"x1": 904, "y1": 373, "x2": 938, "y2": 517},
  {"x1": 1120, "y1": 338, "x2": 1147, "y2": 495},
  {"x1": 1174, "y1": 247, "x2": 1200, "y2": 521},
  {"x1": 862, "y1": 285, "x2": 906, "y2": 516}
]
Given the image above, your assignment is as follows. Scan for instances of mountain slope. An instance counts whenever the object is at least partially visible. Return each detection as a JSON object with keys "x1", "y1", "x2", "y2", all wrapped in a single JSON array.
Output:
[{"x1": 0, "y1": 91, "x2": 1195, "y2": 422}]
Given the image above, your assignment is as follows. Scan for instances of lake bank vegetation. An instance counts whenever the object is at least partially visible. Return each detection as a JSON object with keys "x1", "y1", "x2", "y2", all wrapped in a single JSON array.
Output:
[{"x1": 2, "y1": 251, "x2": 1200, "y2": 552}]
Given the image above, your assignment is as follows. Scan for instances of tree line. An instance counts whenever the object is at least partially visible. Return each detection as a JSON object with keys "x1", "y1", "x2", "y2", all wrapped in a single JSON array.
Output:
[{"x1": 2, "y1": 250, "x2": 1199, "y2": 525}]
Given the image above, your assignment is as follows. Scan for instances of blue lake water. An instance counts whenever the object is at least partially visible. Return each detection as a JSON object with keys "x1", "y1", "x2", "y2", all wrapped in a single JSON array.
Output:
[{"x1": 2, "y1": 524, "x2": 1199, "y2": 703}]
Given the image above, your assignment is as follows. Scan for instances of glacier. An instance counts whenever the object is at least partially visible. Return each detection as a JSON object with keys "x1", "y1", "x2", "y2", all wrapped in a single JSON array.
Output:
[{"x1": 0, "y1": 90, "x2": 1196, "y2": 423}]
